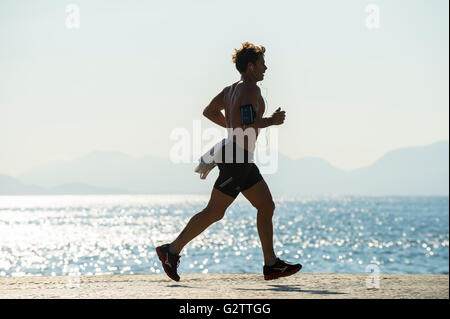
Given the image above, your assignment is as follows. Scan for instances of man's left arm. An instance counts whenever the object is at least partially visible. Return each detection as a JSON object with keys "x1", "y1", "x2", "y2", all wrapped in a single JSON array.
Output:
[
  {"x1": 243, "y1": 94, "x2": 268, "y2": 131},
  {"x1": 203, "y1": 89, "x2": 227, "y2": 128}
]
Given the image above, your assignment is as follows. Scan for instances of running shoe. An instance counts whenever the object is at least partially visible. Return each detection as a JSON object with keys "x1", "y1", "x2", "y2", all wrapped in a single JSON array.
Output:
[
  {"x1": 156, "y1": 244, "x2": 181, "y2": 282},
  {"x1": 263, "y1": 258, "x2": 302, "y2": 280}
]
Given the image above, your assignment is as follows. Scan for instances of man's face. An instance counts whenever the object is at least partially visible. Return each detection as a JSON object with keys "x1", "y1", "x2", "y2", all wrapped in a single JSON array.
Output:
[{"x1": 249, "y1": 55, "x2": 267, "y2": 82}]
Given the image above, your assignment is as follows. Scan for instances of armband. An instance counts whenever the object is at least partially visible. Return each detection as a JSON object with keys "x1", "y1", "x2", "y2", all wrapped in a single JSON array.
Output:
[{"x1": 240, "y1": 104, "x2": 256, "y2": 125}]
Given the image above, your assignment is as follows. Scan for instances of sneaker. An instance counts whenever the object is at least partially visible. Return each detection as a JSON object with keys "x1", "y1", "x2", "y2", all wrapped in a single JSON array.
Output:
[
  {"x1": 156, "y1": 244, "x2": 181, "y2": 282},
  {"x1": 263, "y1": 258, "x2": 302, "y2": 280}
]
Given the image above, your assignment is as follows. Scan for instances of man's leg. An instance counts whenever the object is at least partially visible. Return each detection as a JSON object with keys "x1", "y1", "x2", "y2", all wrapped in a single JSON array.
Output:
[
  {"x1": 241, "y1": 179, "x2": 276, "y2": 263},
  {"x1": 171, "y1": 187, "x2": 236, "y2": 253}
]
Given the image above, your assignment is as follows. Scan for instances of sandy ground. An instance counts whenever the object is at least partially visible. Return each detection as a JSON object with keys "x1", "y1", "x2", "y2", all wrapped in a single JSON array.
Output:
[{"x1": 0, "y1": 273, "x2": 447, "y2": 299}]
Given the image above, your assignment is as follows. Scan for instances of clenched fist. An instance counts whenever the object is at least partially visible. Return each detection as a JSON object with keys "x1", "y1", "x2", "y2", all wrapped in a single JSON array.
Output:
[{"x1": 270, "y1": 107, "x2": 286, "y2": 125}]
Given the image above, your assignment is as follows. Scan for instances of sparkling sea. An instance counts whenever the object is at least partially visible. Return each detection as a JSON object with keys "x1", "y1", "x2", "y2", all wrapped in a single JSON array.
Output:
[{"x1": 0, "y1": 195, "x2": 448, "y2": 277}]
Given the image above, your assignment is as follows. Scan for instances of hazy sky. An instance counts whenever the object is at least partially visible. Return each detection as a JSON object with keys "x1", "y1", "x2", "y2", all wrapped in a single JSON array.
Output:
[{"x1": 1, "y1": 0, "x2": 448, "y2": 176}]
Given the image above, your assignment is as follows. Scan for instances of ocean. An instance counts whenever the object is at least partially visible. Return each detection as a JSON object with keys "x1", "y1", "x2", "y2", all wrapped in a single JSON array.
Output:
[{"x1": 0, "y1": 195, "x2": 448, "y2": 277}]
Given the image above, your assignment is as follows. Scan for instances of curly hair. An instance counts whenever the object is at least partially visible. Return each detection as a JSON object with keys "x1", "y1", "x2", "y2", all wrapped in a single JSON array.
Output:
[{"x1": 232, "y1": 42, "x2": 266, "y2": 74}]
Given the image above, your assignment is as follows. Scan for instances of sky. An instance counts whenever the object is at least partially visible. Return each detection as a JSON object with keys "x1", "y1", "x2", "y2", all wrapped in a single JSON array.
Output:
[{"x1": 0, "y1": 0, "x2": 448, "y2": 176}]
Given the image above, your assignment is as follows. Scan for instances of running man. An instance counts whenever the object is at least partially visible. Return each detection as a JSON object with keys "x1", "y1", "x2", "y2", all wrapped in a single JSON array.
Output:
[{"x1": 156, "y1": 42, "x2": 302, "y2": 281}]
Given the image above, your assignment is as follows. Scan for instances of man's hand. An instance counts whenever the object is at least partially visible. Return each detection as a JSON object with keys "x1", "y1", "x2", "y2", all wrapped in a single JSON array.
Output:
[{"x1": 269, "y1": 107, "x2": 286, "y2": 125}]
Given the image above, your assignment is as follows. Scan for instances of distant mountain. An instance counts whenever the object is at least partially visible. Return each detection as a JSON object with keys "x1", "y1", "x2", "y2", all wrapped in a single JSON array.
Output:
[
  {"x1": 0, "y1": 175, "x2": 45, "y2": 194},
  {"x1": 47, "y1": 183, "x2": 135, "y2": 195},
  {"x1": 345, "y1": 140, "x2": 449, "y2": 195},
  {"x1": 4, "y1": 140, "x2": 448, "y2": 196},
  {"x1": 16, "y1": 151, "x2": 207, "y2": 194},
  {"x1": 264, "y1": 140, "x2": 449, "y2": 196},
  {"x1": 0, "y1": 175, "x2": 133, "y2": 195}
]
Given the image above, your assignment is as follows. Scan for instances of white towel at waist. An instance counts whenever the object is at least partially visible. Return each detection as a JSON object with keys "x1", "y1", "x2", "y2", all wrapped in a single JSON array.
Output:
[{"x1": 194, "y1": 138, "x2": 230, "y2": 179}]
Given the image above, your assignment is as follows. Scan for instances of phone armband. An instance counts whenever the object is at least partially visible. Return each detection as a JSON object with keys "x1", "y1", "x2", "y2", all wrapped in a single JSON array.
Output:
[{"x1": 240, "y1": 104, "x2": 256, "y2": 125}]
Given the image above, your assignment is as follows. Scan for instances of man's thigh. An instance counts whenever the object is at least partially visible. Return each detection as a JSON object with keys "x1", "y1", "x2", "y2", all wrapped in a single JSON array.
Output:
[
  {"x1": 241, "y1": 179, "x2": 275, "y2": 211},
  {"x1": 213, "y1": 164, "x2": 248, "y2": 199},
  {"x1": 207, "y1": 186, "x2": 236, "y2": 213}
]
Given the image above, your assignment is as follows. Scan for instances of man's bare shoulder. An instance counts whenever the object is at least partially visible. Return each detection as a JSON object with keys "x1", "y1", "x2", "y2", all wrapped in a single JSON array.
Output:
[
  {"x1": 239, "y1": 81, "x2": 260, "y2": 92},
  {"x1": 222, "y1": 81, "x2": 244, "y2": 100},
  {"x1": 240, "y1": 83, "x2": 261, "y2": 99},
  {"x1": 221, "y1": 84, "x2": 231, "y2": 94},
  {"x1": 229, "y1": 81, "x2": 259, "y2": 95},
  {"x1": 224, "y1": 80, "x2": 242, "y2": 91},
  {"x1": 222, "y1": 82, "x2": 261, "y2": 106}
]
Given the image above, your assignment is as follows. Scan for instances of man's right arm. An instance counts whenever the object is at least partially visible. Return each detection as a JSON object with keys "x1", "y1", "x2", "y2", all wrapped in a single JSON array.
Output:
[{"x1": 203, "y1": 89, "x2": 227, "y2": 128}]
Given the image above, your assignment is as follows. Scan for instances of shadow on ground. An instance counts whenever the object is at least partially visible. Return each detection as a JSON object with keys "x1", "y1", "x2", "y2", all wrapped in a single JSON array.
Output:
[
  {"x1": 235, "y1": 285, "x2": 346, "y2": 295},
  {"x1": 168, "y1": 284, "x2": 196, "y2": 288}
]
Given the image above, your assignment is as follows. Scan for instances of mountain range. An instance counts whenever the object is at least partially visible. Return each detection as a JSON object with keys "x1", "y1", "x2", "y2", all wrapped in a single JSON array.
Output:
[{"x1": 0, "y1": 140, "x2": 448, "y2": 196}]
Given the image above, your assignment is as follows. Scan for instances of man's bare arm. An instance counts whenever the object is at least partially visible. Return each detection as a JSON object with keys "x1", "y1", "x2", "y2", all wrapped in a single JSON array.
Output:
[
  {"x1": 203, "y1": 89, "x2": 227, "y2": 128},
  {"x1": 204, "y1": 111, "x2": 227, "y2": 128},
  {"x1": 253, "y1": 115, "x2": 274, "y2": 129},
  {"x1": 236, "y1": 86, "x2": 274, "y2": 130}
]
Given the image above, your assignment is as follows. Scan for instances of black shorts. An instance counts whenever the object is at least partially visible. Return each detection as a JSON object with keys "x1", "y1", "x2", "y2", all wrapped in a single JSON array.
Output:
[
  {"x1": 213, "y1": 162, "x2": 264, "y2": 199},
  {"x1": 213, "y1": 141, "x2": 264, "y2": 198}
]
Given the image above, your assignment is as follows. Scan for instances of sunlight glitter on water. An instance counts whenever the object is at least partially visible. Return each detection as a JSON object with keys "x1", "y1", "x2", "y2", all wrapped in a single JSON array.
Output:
[{"x1": 0, "y1": 195, "x2": 448, "y2": 276}]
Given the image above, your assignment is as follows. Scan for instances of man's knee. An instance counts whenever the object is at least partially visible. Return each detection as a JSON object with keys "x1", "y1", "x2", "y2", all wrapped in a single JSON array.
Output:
[{"x1": 256, "y1": 200, "x2": 275, "y2": 217}]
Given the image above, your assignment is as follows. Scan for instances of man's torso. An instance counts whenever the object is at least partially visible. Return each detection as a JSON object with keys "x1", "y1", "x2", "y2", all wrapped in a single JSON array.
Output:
[{"x1": 222, "y1": 81, "x2": 265, "y2": 152}]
